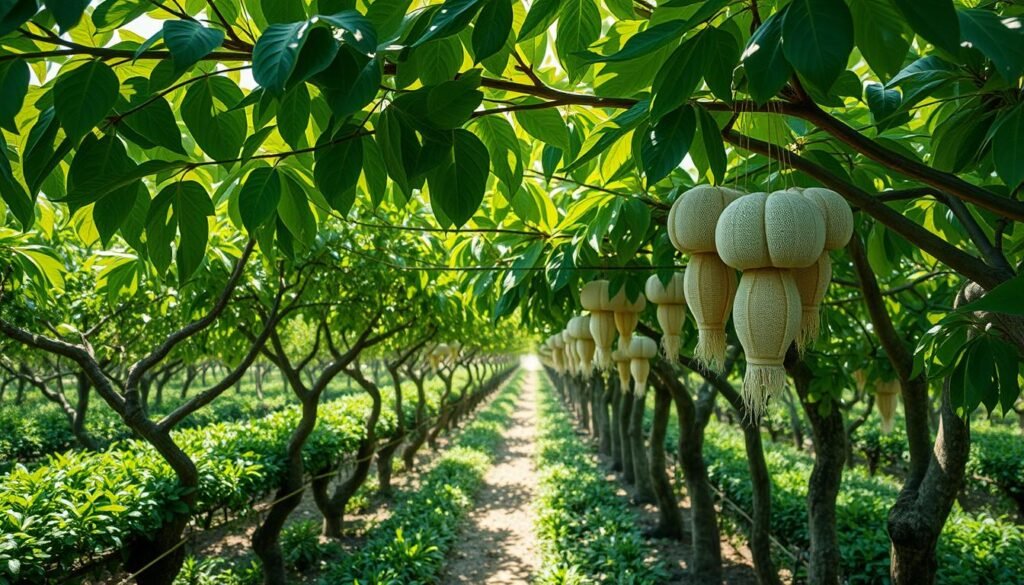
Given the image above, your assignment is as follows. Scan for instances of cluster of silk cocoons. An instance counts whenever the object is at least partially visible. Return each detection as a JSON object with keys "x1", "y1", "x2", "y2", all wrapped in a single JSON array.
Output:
[
  {"x1": 854, "y1": 370, "x2": 900, "y2": 434},
  {"x1": 645, "y1": 273, "x2": 686, "y2": 360},
  {"x1": 667, "y1": 185, "x2": 744, "y2": 371},
  {"x1": 567, "y1": 315, "x2": 596, "y2": 373},
  {"x1": 579, "y1": 280, "x2": 646, "y2": 371},
  {"x1": 545, "y1": 333, "x2": 566, "y2": 374},
  {"x1": 624, "y1": 335, "x2": 657, "y2": 395},
  {"x1": 715, "y1": 188, "x2": 853, "y2": 419}
]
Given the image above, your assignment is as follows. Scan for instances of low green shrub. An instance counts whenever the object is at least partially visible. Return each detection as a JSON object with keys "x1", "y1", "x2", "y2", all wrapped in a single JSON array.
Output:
[{"x1": 534, "y1": 376, "x2": 667, "y2": 585}]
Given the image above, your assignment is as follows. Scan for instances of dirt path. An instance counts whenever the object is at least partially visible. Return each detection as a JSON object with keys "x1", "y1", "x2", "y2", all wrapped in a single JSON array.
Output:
[{"x1": 442, "y1": 369, "x2": 540, "y2": 584}]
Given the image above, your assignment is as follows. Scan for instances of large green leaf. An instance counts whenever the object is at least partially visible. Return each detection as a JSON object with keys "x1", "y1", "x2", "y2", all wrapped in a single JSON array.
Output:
[
  {"x1": 120, "y1": 94, "x2": 185, "y2": 154},
  {"x1": 695, "y1": 106, "x2": 726, "y2": 184},
  {"x1": 992, "y1": 104, "x2": 1024, "y2": 189},
  {"x1": 0, "y1": 0, "x2": 37, "y2": 37},
  {"x1": 0, "y1": 60, "x2": 28, "y2": 133},
  {"x1": 850, "y1": 0, "x2": 912, "y2": 81},
  {"x1": 471, "y1": 115, "x2": 523, "y2": 197},
  {"x1": 701, "y1": 27, "x2": 739, "y2": 103},
  {"x1": 318, "y1": 11, "x2": 379, "y2": 54},
  {"x1": 239, "y1": 166, "x2": 282, "y2": 231},
  {"x1": 252, "y1": 22, "x2": 308, "y2": 95},
  {"x1": 91, "y1": 0, "x2": 147, "y2": 32},
  {"x1": 518, "y1": 0, "x2": 560, "y2": 41},
  {"x1": 181, "y1": 76, "x2": 246, "y2": 162},
  {"x1": 555, "y1": 0, "x2": 601, "y2": 81},
  {"x1": 890, "y1": 0, "x2": 959, "y2": 54},
  {"x1": 958, "y1": 9, "x2": 1024, "y2": 81},
  {"x1": 742, "y1": 8, "x2": 791, "y2": 104},
  {"x1": 650, "y1": 34, "x2": 704, "y2": 120},
  {"x1": 162, "y1": 20, "x2": 225, "y2": 73},
  {"x1": 0, "y1": 134, "x2": 33, "y2": 229},
  {"x1": 64, "y1": 134, "x2": 135, "y2": 209},
  {"x1": 514, "y1": 103, "x2": 571, "y2": 152},
  {"x1": 413, "y1": 0, "x2": 485, "y2": 46},
  {"x1": 316, "y1": 49, "x2": 381, "y2": 119},
  {"x1": 277, "y1": 84, "x2": 310, "y2": 149},
  {"x1": 53, "y1": 60, "x2": 120, "y2": 143},
  {"x1": 43, "y1": 0, "x2": 89, "y2": 31},
  {"x1": 146, "y1": 181, "x2": 214, "y2": 280},
  {"x1": 641, "y1": 105, "x2": 695, "y2": 185},
  {"x1": 430, "y1": 129, "x2": 490, "y2": 226},
  {"x1": 315, "y1": 131, "x2": 364, "y2": 214},
  {"x1": 782, "y1": 0, "x2": 853, "y2": 92},
  {"x1": 581, "y1": 19, "x2": 688, "y2": 63},
  {"x1": 472, "y1": 0, "x2": 512, "y2": 63}
]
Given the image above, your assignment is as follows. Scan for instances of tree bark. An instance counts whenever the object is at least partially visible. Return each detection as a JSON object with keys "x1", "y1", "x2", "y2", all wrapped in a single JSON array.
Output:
[
  {"x1": 629, "y1": 391, "x2": 656, "y2": 504},
  {"x1": 609, "y1": 376, "x2": 624, "y2": 471},
  {"x1": 788, "y1": 353, "x2": 845, "y2": 585},
  {"x1": 618, "y1": 384, "x2": 635, "y2": 483},
  {"x1": 401, "y1": 373, "x2": 428, "y2": 469},
  {"x1": 648, "y1": 380, "x2": 684, "y2": 539}
]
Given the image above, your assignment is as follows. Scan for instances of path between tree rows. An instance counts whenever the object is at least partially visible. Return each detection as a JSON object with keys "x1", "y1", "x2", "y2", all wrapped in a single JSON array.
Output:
[
  {"x1": 441, "y1": 369, "x2": 763, "y2": 584},
  {"x1": 442, "y1": 369, "x2": 541, "y2": 584}
]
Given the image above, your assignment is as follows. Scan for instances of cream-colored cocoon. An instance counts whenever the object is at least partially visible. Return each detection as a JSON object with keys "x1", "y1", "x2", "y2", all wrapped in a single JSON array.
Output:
[
  {"x1": 716, "y1": 191, "x2": 826, "y2": 270},
  {"x1": 792, "y1": 254, "x2": 832, "y2": 351},
  {"x1": 733, "y1": 269, "x2": 801, "y2": 419},
  {"x1": 569, "y1": 316, "x2": 595, "y2": 373},
  {"x1": 582, "y1": 280, "x2": 617, "y2": 369},
  {"x1": 875, "y1": 379, "x2": 900, "y2": 434},
  {"x1": 607, "y1": 288, "x2": 646, "y2": 345},
  {"x1": 645, "y1": 273, "x2": 687, "y2": 359},
  {"x1": 626, "y1": 336, "x2": 657, "y2": 394},
  {"x1": 667, "y1": 185, "x2": 744, "y2": 254},
  {"x1": 684, "y1": 254, "x2": 737, "y2": 371}
]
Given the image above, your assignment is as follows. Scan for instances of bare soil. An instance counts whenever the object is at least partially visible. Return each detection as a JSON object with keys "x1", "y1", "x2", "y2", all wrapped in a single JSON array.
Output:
[{"x1": 442, "y1": 370, "x2": 540, "y2": 584}]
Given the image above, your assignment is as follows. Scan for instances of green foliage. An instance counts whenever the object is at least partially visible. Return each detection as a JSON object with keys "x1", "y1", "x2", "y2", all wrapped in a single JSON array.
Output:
[{"x1": 534, "y1": 378, "x2": 666, "y2": 585}]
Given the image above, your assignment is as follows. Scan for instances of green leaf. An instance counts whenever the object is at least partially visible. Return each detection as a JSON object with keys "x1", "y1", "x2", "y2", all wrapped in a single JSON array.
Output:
[
  {"x1": 413, "y1": 0, "x2": 485, "y2": 46},
  {"x1": 0, "y1": 134, "x2": 33, "y2": 229},
  {"x1": 65, "y1": 134, "x2": 135, "y2": 209},
  {"x1": 146, "y1": 181, "x2": 213, "y2": 279},
  {"x1": 262, "y1": 0, "x2": 305, "y2": 23},
  {"x1": 650, "y1": 34, "x2": 704, "y2": 120},
  {"x1": 518, "y1": 0, "x2": 560, "y2": 41},
  {"x1": 641, "y1": 105, "x2": 695, "y2": 185},
  {"x1": 53, "y1": 60, "x2": 120, "y2": 143},
  {"x1": 93, "y1": 181, "x2": 143, "y2": 246},
  {"x1": 992, "y1": 104, "x2": 1024, "y2": 189},
  {"x1": 425, "y1": 73, "x2": 484, "y2": 128},
  {"x1": 850, "y1": 0, "x2": 912, "y2": 81},
  {"x1": 377, "y1": 107, "x2": 416, "y2": 196},
  {"x1": 22, "y1": 108, "x2": 71, "y2": 196},
  {"x1": 890, "y1": 0, "x2": 959, "y2": 54},
  {"x1": 277, "y1": 84, "x2": 310, "y2": 149},
  {"x1": 701, "y1": 27, "x2": 739, "y2": 103},
  {"x1": 162, "y1": 20, "x2": 225, "y2": 73},
  {"x1": 120, "y1": 95, "x2": 185, "y2": 154},
  {"x1": 957, "y1": 271, "x2": 1024, "y2": 317},
  {"x1": 316, "y1": 49, "x2": 382, "y2": 119},
  {"x1": 319, "y1": 11, "x2": 379, "y2": 55},
  {"x1": 0, "y1": 0, "x2": 37, "y2": 37},
  {"x1": 252, "y1": 22, "x2": 308, "y2": 96},
  {"x1": 44, "y1": 0, "x2": 89, "y2": 31},
  {"x1": 0, "y1": 60, "x2": 28, "y2": 133},
  {"x1": 514, "y1": 103, "x2": 570, "y2": 152},
  {"x1": 315, "y1": 132, "x2": 364, "y2": 214},
  {"x1": 430, "y1": 129, "x2": 490, "y2": 226},
  {"x1": 288, "y1": 26, "x2": 341, "y2": 89},
  {"x1": 782, "y1": 0, "x2": 853, "y2": 92},
  {"x1": 555, "y1": 0, "x2": 601, "y2": 81},
  {"x1": 409, "y1": 37, "x2": 463, "y2": 85},
  {"x1": 742, "y1": 8, "x2": 791, "y2": 104},
  {"x1": 472, "y1": 0, "x2": 512, "y2": 63},
  {"x1": 181, "y1": 76, "x2": 246, "y2": 162},
  {"x1": 695, "y1": 106, "x2": 726, "y2": 184},
  {"x1": 91, "y1": 0, "x2": 147, "y2": 32},
  {"x1": 958, "y1": 9, "x2": 1024, "y2": 82},
  {"x1": 239, "y1": 166, "x2": 282, "y2": 231},
  {"x1": 471, "y1": 115, "x2": 522, "y2": 197},
  {"x1": 580, "y1": 19, "x2": 688, "y2": 63},
  {"x1": 865, "y1": 83, "x2": 908, "y2": 131}
]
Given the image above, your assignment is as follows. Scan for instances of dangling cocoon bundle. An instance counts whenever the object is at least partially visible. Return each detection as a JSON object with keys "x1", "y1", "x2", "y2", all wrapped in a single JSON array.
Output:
[
  {"x1": 607, "y1": 287, "x2": 646, "y2": 346},
  {"x1": 581, "y1": 280, "x2": 617, "y2": 369},
  {"x1": 716, "y1": 191, "x2": 826, "y2": 419},
  {"x1": 667, "y1": 185, "x2": 743, "y2": 371},
  {"x1": 645, "y1": 273, "x2": 687, "y2": 359},
  {"x1": 568, "y1": 315, "x2": 596, "y2": 373},
  {"x1": 875, "y1": 379, "x2": 900, "y2": 434},
  {"x1": 612, "y1": 347, "x2": 631, "y2": 392},
  {"x1": 562, "y1": 330, "x2": 577, "y2": 375},
  {"x1": 852, "y1": 369, "x2": 868, "y2": 393},
  {"x1": 789, "y1": 187, "x2": 854, "y2": 351},
  {"x1": 625, "y1": 335, "x2": 658, "y2": 397},
  {"x1": 550, "y1": 335, "x2": 566, "y2": 374}
]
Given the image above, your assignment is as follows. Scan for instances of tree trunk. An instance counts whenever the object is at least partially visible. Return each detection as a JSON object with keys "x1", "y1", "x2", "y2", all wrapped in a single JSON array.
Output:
[
  {"x1": 648, "y1": 381, "x2": 684, "y2": 539},
  {"x1": 789, "y1": 355, "x2": 845, "y2": 585},
  {"x1": 742, "y1": 417, "x2": 782, "y2": 585},
  {"x1": 782, "y1": 386, "x2": 805, "y2": 450},
  {"x1": 594, "y1": 375, "x2": 612, "y2": 455},
  {"x1": 401, "y1": 375, "x2": 428, "y2": 469},
  {"x1": 609, "y1": 377, "x2": 623, "y2": 471},
  {"x1": 72, "y1": 373, "x2": 98, "y2": 450},
  {"x1": 618, "y1": 385, "x2": 635, "y2": 483},
  {"x1": 668, "y1": 375, "x2": 722, "y2": 584},
  {"x1": 179, "y1": 366, "x2": 197, "y2": 400},
  {"x1": 579, "y1": 378, "x2": 591, "y2": 435},
  {"x1": 629, "y1": 391, "x2": 656, "y2": 504},
  {"x1": 252, "y1": 399, "x2": 317, "y2": 585}
]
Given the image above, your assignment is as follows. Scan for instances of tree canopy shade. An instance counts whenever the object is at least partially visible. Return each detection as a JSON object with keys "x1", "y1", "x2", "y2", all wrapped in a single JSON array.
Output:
[{"x1": 1, "y1": 0, "x2": 1024, "y2": 585}]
